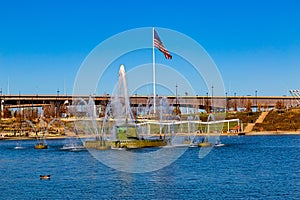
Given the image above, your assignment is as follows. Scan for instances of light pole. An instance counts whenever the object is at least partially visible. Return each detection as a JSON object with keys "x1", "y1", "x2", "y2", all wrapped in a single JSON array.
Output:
[
  {"x1": 18, "y1": 91, "x2": 21, "y2": 132},
  {"x1": 135, "y1": 92, "x2": 138, "y2": 114},
  {"x1": 175, "y1": 84, "x2": 178, "y2": 106},
  {"x1": 175, "y1": 84, "x2": 179, "y2": 115},
  {"x1": 211, "y1": 85, "x2": 214, "y2": 113},
  {"x1": 234, "y1": 92, "x2": 237, "y2": 111},
  {"x1": 225, "y1": 92, "x2": 227, "y2": 113},
  {"x1": 255, "y1": 90, "x2": 258, "y2": 112},
  {"x1": 56, "y1": 89, "x2": 60, "y2": 118},
  {"x1": 206, "y1": 92, "x2": 209, "y2": 113}
]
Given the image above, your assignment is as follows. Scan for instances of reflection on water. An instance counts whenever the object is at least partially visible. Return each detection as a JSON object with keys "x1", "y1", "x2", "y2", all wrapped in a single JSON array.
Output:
[{"x1": 0, "y1": 135, "x2": 299, "y2": 199}]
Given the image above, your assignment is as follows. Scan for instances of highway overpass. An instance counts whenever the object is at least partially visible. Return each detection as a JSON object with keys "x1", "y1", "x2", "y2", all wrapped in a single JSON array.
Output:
[{"x1": 0, "y1": 94, "x2": 297, "y2": 111}]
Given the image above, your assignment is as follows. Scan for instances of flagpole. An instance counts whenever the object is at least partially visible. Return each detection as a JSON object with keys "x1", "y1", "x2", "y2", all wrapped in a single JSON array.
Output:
[{"x1": 152, "y1": 27, "x2": 156, "y2": 114}]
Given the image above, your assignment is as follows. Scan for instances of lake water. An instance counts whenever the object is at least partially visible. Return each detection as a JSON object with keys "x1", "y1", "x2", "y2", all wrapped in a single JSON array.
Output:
[{"x1": 0, "y1": 135, "x2": 299, "y2": 199}]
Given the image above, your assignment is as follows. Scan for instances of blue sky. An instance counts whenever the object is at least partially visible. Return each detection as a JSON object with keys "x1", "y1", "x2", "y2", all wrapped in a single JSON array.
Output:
[{"x1": 0, "y1": 0, "x2": 300, "y2": 96}]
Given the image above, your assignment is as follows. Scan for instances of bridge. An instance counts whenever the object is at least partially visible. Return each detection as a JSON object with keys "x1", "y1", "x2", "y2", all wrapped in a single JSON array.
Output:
[{"x1": 0, "y1": 94, "x2": 297, "y2": 112}]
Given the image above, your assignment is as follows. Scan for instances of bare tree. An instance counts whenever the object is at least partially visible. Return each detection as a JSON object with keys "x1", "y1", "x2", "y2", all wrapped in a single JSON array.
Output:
[
  {"x1": 257, "y1": 101, "x2": 262, "y2": 112},
  {"x1": 4, "y1": 108, "x2": 12, "y2": 118},
  {"x1": 173, "y1": 105, "x2": 181, "y2": 116},
  {"x1": 275, "y1": 100, "x2": 284, "y2": 109},
  {"x1": 263, "y1": 102, "x2": 268, "y2": 111},
  {"x1": 245, "y1": 99, "x2": 252, "y2": 112}
]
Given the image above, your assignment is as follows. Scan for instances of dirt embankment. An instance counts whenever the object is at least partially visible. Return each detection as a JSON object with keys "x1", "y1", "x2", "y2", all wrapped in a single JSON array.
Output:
[{"x1": 226, "y1": 108, "x2": 300, "y2": 133}]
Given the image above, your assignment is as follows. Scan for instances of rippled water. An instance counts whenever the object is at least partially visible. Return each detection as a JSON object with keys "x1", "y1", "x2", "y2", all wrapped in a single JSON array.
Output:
[{"x1": 0, "y1": 135, "x2": 299, "y2": 199}]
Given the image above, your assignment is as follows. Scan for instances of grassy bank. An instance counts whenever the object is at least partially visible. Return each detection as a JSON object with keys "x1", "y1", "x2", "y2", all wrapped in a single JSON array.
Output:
[{"x1": 2, "y1": 108, "x2": 300, "y2": 138}]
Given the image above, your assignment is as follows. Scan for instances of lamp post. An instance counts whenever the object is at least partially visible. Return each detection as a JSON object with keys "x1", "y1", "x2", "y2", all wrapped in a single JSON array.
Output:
[
  {"x1": 175, "y1": 84, "x2": 179, "y2": 115},
  {"x1": 18, "y1": 91, "x2": 21, "y2": 132},
  {"x1": 205, "y1": 92, "x2": 208, "y2": 113},
  {"x1": 255, "y1": 90, "x2": 258, "y2": 112},
  {"x1": 175, "y1": 84, "x2": 178, "y2": 106},
  {"x1": 234, "y1": 92, "x2": 237, "y2": 111},
  {"x1": 56, "y1": 89, "x2": 60, "y2": 118},
  {"x1": 135, "y1": 92, "x2": 138, "y2": 114},
  {"x1": 225, "y1": 92, "x2": 227, "y2": 113},
  {"x1": 211, "y1": 85, "x2": 214, "y2": 113}
]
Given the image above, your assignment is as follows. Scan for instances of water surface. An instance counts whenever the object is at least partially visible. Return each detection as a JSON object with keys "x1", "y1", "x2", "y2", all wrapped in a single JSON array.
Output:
[{"x1": 0, "y1": 135, "x2": 299, "y2": 199}]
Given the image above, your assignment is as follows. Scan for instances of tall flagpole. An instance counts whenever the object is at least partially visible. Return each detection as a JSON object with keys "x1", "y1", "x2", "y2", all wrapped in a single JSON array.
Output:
[
  {"x1": 7, "y1": 78, "x2": 10, "y2": 95},
  {"x1": 152, "y1": 27, "x2": 156, "y2": 114}
]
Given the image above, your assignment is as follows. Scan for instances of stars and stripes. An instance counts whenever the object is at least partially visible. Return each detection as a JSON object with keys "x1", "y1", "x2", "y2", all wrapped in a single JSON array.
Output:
[{"x1": 153, "y1": 30, "x2": 172, "y2": 59}]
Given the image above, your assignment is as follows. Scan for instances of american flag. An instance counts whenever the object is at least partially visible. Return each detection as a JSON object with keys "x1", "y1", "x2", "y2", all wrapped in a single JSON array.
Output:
[{"x1": 153, "y1": 30, "x2": 172, "y2": 59}]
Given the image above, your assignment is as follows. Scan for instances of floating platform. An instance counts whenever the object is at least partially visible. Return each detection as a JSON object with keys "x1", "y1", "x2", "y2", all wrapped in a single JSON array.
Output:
[
  {"x1": 84, "y1": 140, "x2": 111, "y2": 149},
  {"x1": 34, "y1": 142, "x2": 48, "y2": 149},
  {"x1": 84, "y1": 139, "x2": 167, "y2": 150},
  {"x1": 111, "y1": 139, "x2": 167, "y2": 149},
  {"x1": 198, "y1": 142, "x2": 213, "y2": 147}
]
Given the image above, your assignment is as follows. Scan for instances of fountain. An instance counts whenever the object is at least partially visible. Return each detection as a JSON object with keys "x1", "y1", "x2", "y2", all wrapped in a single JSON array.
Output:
[
  {"x1": 14, "y1": 120, "x2": 37, "y2": 150},
  {"x1": 33, "y1": 109, "x2": 50, "y2": 149},
  {"x1": 71, "y1": 64, "x2": 227, "y2": 172},
  {"x1": 77, "y1": 64, "x2": 223, "y2": 152},
  {"x1": 197, "y1": 113, "x2": 219, "y2": 147},
  {"x1": 84, "y1": 65, "x2": 167, "y2": 149},
  {"x1": 34, "y1": 117, "x2": 48, "y2": 149},
  {"x1": 14, "y1": 131, "x2": 24, "y2": 150}
]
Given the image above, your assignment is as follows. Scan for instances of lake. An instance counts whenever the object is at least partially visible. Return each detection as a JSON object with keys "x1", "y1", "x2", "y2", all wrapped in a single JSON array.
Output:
[{"x1": 0, "y1": 135, "x2": 299, "y2": 199}]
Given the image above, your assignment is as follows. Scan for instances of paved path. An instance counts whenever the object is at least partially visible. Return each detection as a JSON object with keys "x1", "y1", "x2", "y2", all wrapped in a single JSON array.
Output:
[
  {"x1": 244, "y1": 111, "x2": 269, "y2": 132},
  {"x1": 244, "y1": 123, "x2": 255, "y2": 133},
  {"x1": 255, "y1": 111, "x2": 269, "y2": 123}
]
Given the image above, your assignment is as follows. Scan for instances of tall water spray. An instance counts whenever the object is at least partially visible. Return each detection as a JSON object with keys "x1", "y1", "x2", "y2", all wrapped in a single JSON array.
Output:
[{"x1": 110, "y1": 65, "x2": 135, "y2": 126}]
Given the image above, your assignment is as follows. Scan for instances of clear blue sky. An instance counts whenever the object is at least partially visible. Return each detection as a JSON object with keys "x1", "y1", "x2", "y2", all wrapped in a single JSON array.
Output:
[{"x1": 0, "y1": 0, "x2": 299, "y2": 96}]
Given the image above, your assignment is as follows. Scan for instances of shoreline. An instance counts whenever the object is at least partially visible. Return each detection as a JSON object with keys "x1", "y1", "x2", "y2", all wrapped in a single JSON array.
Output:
[
  {"x1": 1, "y1": 131, "x2": 300, "y2": 141},
  {"x1": 244, "y1": 131, "x2": 300, "y2": 136}
]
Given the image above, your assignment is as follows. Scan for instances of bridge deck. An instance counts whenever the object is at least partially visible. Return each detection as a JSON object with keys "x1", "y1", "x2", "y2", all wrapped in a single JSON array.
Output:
[{"x1": 0, "y1": 94, "x2": 297, "y2": 109}]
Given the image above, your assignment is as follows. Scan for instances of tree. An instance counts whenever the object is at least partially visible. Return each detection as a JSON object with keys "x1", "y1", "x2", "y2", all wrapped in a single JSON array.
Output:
[
  {"x1": 23, "y1": 108, "x2": 38, "y2": 120},
  {"x1": 257, "y1": 101, "x2": 262, "y2": 112},
  {"x1": 43, "y1": 102, "x2": 56, "y2": 118},
  {"x1": 234, "y1": 100, "x2": 237, "y2": 111},
  {"x1": 263, "y1": 102, "x2": 268, "y2": 111},
  {"x1": 275, "y1": 100, "x2": 284, "y2": 110},
  {"x1": 205, "y1": 99, "x2": 210, "y2": 113},
  {"x1": 3, "y1": 108, "x2": 12, "y2": 118},
  {"x1": 245, "y1": 99, "x2": 252, "y2": 112},
  {"x1": 173, "y1": 105, "x2": 181, "y2": 116}
]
